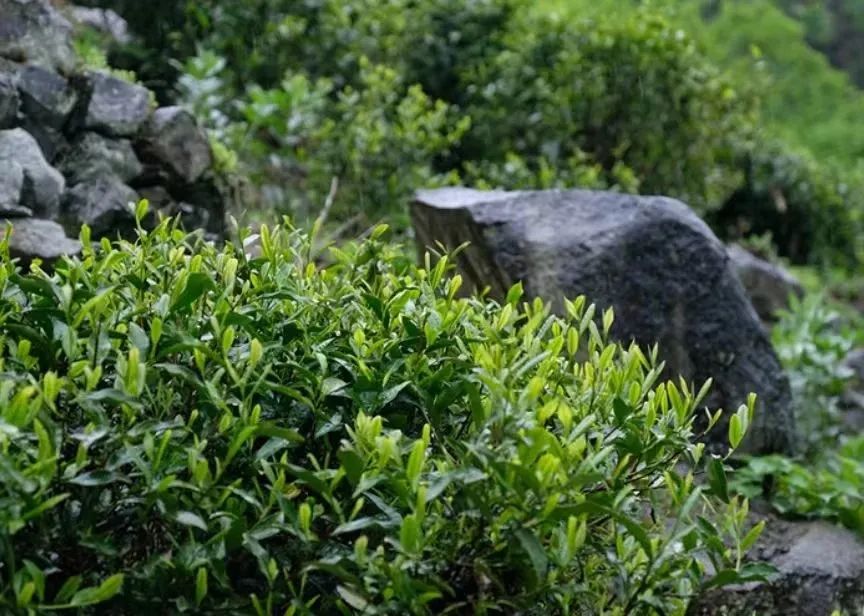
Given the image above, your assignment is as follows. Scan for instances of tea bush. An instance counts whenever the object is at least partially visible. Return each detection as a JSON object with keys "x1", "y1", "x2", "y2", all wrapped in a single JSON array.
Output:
[{"x1": 0, "y1": 209, "x2": 764, "y2": 613}]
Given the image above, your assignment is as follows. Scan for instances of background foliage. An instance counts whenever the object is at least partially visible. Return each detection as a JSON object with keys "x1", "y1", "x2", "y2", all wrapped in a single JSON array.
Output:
[{"x1": 76, "y1": 0, "x2": 864, "y2": 265}]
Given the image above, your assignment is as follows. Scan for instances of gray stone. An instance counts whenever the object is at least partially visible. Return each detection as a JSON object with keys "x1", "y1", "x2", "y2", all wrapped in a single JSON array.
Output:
[
  {"x1": 0, "y1": 73, "x2": 20, "y2": 128},
  {"x1": 0, "y1": 0, "x2": 76, "y2": 74},
  {"x1": 73, "y1": 71, "x2": 151, "y2": 137},
  {"x1": 58, "y1": 132, "x2": 142, "y2": 184},
  {"x1": 67, "y1": 5, "x2": 130, "y2": 44},
  {"x1": 0, "y1": 128, "x2": 64, "y2": 217},
  {"x1": 62, "y1": 176, "x2": 138, "y2": 237},
  {"x1": 691, "y1": 514, "x2": 864, "y2": 615},
  {"x1": 19, "y1": 116, "x2": 67, "y2": 162},
  {"x1": 136, "y1": 185, "x2": 174, "y2": 211},
  {"x1": 840, "y1": 348, "x2": 864, "y2": 433},
  {"x1": 17, "y1": 64, "x2": 77, "y2": 129},
  {"x1": 0, "y1": 160, "x2": 24, "y2": 208},
  {"x1": 0, "y1": 203, "x2": 33, "y2": 217},
  {"x1": 139, "y1": 106, "x2": 213, "y2": 184},
  {"x1": 171, "y1": 176, "x2": 225, "y2": 236},
  {"x1": 0, "y1": 217, "x2": 81, "y2": 263},
  {"x1": 412, "y1": 187, "x2": 795, "y2": 454},
  {"x1": 728, "y1": 244, "x2": 803, "y2": 323},
  {"x1": 842, "y1": 348, "x2": 864, "y2": 385}
]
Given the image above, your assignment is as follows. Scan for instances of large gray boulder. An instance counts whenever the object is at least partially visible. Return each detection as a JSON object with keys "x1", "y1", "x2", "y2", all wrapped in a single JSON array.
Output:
[
  {"x1": 73, "y1": 71, "x2": 151, "y2": 137},
  {"x1": 0, "y1": 0, "x2": 77, "y2": 74},
  {"x1": 58, "y1": 131, "x2": 142, "y2": 184},
  {"x1": 138, "y1": 106, "x2": 213, "y2": 184},
  {"x1": 0, "y1": 128, "x2": 64, "y2": 217},
  {"x1": 728, "y1": 244, "x2": 803, "y2": 323},
  {"x1": 1, "y1": 217, "x2": 81, "y2": 263},
  {"x1": 62, "y1": 176, "x2": 138, "y2": 237},
  {"x1": 412, "y1": 187, "x2": 795, "y2": 454}
]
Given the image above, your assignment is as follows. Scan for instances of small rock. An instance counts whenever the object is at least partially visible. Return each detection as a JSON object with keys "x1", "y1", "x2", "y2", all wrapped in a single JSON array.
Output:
[
  {"x1": 139, "y1": 106, "x2": 213, "y2": 184},
  {"x1": 0, "y1": 72, "x2": 20, "y2": 128},
  {"x1": 171, "y1": 176, "x2": 225, "y2": 236},
  {"x1": 67, "y1": 5, "x2": 130, "y2": 44},
  {"x1": 0, "y1": 160, "x2": 24, "y2": 209},
  {"x1": 842, "y1": 348, "x2": 864, "y2": 384},
  {"x1": 840, "y1": 348, "x2": 864, "y2": 432},
  {"x1": 0, "y1": 127, "x2": 64, "y2": 217},
  {"x1": 19, "y1": 116, "x2": 67, "y2": 162},
  {"x1": 62, "y1": 176, "x2": 138, "y2": 237},
  {"x1": 691, "y1": 514, "x2": 864, "y2": 615},
  {"x1": 728, "y1": 244, "x2": 803, "y2": 323},
  {"x1": 0, "y1": 0, "x2": 77, "y2": 74},
  {"x1": 17, "y1": 64, "x2": 77, "y2": 129},
  {"x1": 412, "y1": 187, "x2": 795, "y2": 454},
  {"x1": 73, "y1": 71, "x2": 151, "y2": 137},
  {"x1": 58, "y1": 132, "x2": 142, "y2": 184},
  {"x1": 0, "y1": 217, "x2": 81, "y2": 263}
]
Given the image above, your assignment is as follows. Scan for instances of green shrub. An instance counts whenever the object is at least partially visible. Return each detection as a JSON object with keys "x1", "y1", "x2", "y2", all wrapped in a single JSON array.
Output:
[
  {"x1": 0, "y1": 211, "x2": 764, "y2": 613},
  {"x1": 709, "y1": 139, "x2": 862, "y2": 266},
  {"x1": 98, "y1": 0, "x2": 759, "y2": 224},
  {"x1": 461, "y1": 9, "x2": 750, "y2": 213},
  {"x1": 770, "y1": 293, "x2": 854, "y2": 452}
]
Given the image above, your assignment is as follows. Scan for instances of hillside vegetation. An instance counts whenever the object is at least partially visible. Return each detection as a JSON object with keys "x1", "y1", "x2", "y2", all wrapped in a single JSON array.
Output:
[
  {"x1": 4, "y1": 0, "x2": 864, "y2": 612},
  {"x1": 74, "y1": 0, "x2": 864, "y2": 265}
]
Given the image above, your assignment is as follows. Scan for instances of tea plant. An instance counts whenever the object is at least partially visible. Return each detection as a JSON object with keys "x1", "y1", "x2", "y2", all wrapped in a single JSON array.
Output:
[{"x1": 0, "y1": 206, "x2": 764, "y2": 613}]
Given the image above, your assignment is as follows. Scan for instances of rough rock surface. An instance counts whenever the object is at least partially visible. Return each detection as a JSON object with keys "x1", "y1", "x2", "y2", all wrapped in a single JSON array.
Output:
[
  {"x1": 73, "y1": 71, "x2": 151, "y2": 137},
  {"x1": 0, "y1": 0, "x2": 229, "y2": 264},
  {"x1": 728, "y1": 244, "x2": 803, "y2": 323},
  {"x1": 0, "y1": 217, "x2": 81, "y2": 263},
  {"x1": 63, "y1": 176, "x2": 139, "y2": 237},
  {"x1": 412, "y1": 187, "x2": 795, "y2": 454},
  {"x1": 58, "y1": 131, "x2": 142, "y2": 184},
  {"x1": 0, "y1": 0, "x2": 77, "y2": 74},
  {"x1": 840, "y1": 347, "x2": 864, "y2": 433},
  {"x1": 17, "y1": 64, "x2": 77, "y2": 129},
  {"x1": 0, "y1": 128, "x2": 65, "y2": 217},
  {"x1": 67, "y1": 5, "x2": 130, "y2": 44},
  {"x1": 0, "y1": 73, "x2": 19, "y2": 128},
  {"x1": 0, "y1": 161, "x2": 25, "y2": 211},
  {"x1": 138, "y1": 106, "x2": 213, "y2": 184},
  {"x1": 691, "y1": 511, "x2": 864, "y2": 615}
]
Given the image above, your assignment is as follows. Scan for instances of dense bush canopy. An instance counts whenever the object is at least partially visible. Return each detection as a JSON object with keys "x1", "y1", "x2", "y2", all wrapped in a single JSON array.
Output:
[{"x1": 0, "y1": 212, "x2": 762, "y2": 613}]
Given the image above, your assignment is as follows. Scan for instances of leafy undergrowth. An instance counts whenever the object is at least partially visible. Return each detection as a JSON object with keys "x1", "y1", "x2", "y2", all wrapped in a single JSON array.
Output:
[
  {"x1": 0, "y1": 207, "x2": 763, "y2": 613},
  {"x1": 733, "y1": 293, "x2": 864, "y2": 535}
]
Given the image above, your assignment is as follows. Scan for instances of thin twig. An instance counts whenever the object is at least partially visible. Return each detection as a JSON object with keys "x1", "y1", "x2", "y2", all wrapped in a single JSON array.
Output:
[{"x1": 316, "y1": 176, "x2": 340, "y2": 229}]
